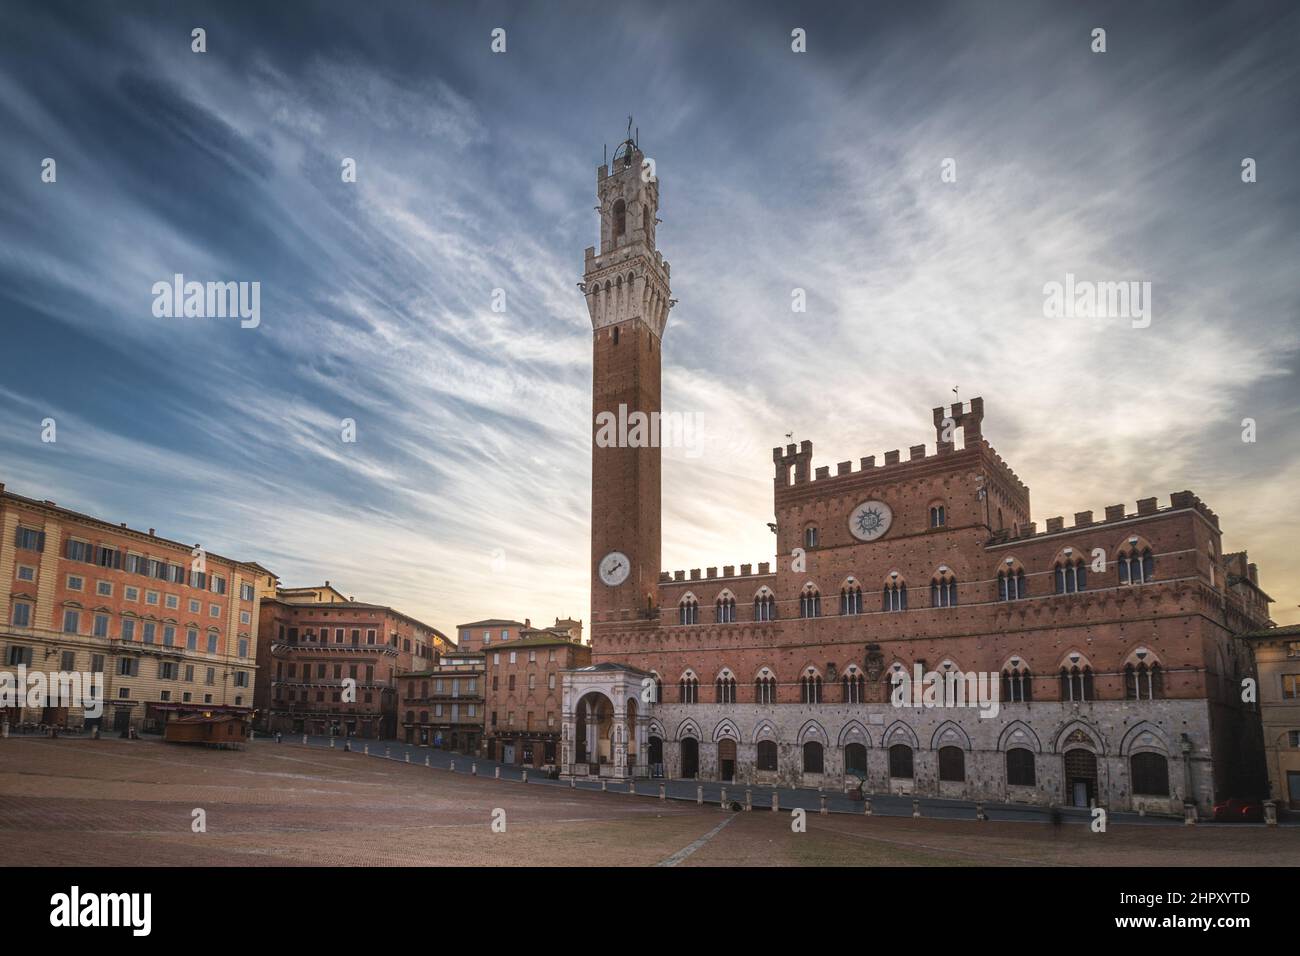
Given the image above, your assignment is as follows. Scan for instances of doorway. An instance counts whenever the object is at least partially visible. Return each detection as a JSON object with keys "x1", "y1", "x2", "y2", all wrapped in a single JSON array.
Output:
[
  {"x1": 1064, "y1": 748, "x2": 1098, "y2": 807},
  {"x1": 718, "y1": 738, "x2": 736, "y2": 781},
  {"x1": 113, "y1": 707, "x2": 132, "y2": 734},
  {"x1": 680, "y1": 737, "x2": 699, "y2": 779}
]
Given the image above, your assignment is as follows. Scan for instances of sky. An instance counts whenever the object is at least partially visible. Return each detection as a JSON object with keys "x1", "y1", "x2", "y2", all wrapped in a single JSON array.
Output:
[{"x1": 0, "y1": 0, "x2": 1296, "y2": 637}]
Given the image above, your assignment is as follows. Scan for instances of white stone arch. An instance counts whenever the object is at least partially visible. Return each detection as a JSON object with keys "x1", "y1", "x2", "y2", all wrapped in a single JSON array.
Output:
[
  {"x1": 714, "y1": 665, "x2": 736, "y2": 682},
  {"x1": 647, "y1": 718, "x2": 666, "y2": 739},
  {"x1": 1057, "y1": 649, "x2": 1094, "y2": 671},
  {"x1": 837, "y1": 719, "x2": 872, "y2": 748},
  {"x1": 754, "y1": 664, "x2": 777, "y2": 681},
  {"x1": 753, "y1": 584, "x2": 774, "y2": 600},
  {"x1": 679, "y1": 667, "x2": 698, "y2": 682},
  {"x1": 712, "y1": 718, "x2": 742, "y2": 743},
  {"x1": 882, "y1": 720, "x2": 919, "y2": 749},
  {"x1": 713, "y1": 587, "x2": 736, "y2": 604},
  {"x1": 796, "y1": 719, "x2": 828, "y2": 746},
  {"x1": 930, "y1": 720, "x2": 972, "y2": 751},
  {"x1": 674, "y1": 717, "x2": 702, "y2": 742},
  {"x1": 1118, "y1": 721, "x2": 1171, "y2": 757},
  {"x1": 1053, "y1": 719, "x2": 1106, "y2": 755},
  {"x1": 752, "y1": 718, "x2": 779, "y2": 743},
  {"x1": 679, "y1": 590, "x2": 699, "y2": 604},
  {"x1": 997, "y1": 720, "x2": 1043, "y2": 753}
]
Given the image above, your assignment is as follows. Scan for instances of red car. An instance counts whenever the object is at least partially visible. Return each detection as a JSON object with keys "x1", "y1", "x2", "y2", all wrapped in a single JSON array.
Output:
[{"x1": 1212, "y1": 798, "x2": 1264, "y2": 822}]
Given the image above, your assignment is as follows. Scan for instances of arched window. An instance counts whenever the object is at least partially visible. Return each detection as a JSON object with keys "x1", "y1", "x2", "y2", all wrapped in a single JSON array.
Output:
[
  {"x1": 1059, "y1": 664, "x2": 1094, "y2": 701},
  {"x1": 405, "y1": 710, "x2": 415, "y2": 724},
  {"x1": 930, "y1": 572, "x2": 958, "y2": 608},
  {"x1": 715, "y1": 595, "x2": 735, "y2": 624},
  {"x1": 839, "y1": 584, "x2": 863, "y2": 615},
  {"x1": 882, "y1": 580, "x2": 908, "y2": 612},
  {"x1": 1006, "y1": 747, "x2": 1036, "y2": 786},
  {"x1": 938, "y1": 746, "x2": 965, "y2": 782},
  {"x1": 799, "y1": 585, "x2": 821, "y2": 619},
  {"x1": 612, "y1": 198, "x2": 626, "y2": 238},
  {"x1": 755, "y1": 671, "x2": 777, "y2": 704},
  {"x1": 888, "y1": 744, "x2": 914, "y2": 779},
  {"x1": 802, "y1": 740, "x2": 824, "y2": 774},
  {"x1": 929, "y1": 504, "x2": 946, "y2": 528},
  {"x1": 420, "y1": 680, "x2": 429, "y2": 698},
  {"x1": 1118, "y1": 545, "x2": 1155, "y2": 585},
  {"x1": 678, "y1": 596, "x2": 698, "y2": 626},
  {"x1": 754, "y1": 591, "x2": 776, "y2": 622},
  {"x1": 1130, "y1": 752, "x2": 1170, "y2": 796},
  {"x1": 715, "y1": 673, "x2": 736, "y2": 704},
  {"x1": 1125, "y1": 662, "x2": 1163, "y2": 700},
  {"x1": 998, "y1": 567, "x2": 1027, "y2": 601},
  {"x1": 842, "y1": 669, "x2": 865, "y2": 703},
  {"x1": 678, "y1": 674, "x2": 699, "y2": 704},
  {"x1": 756, "y1": 739, "x2": 778, "y2": 771},
  {"x1": 651, "y1": 674, "x2": 663, "y2": 703},
  {"x1": 419, "y1": 710, "x2": 429, "y2": 723},
  {"x1": 1054, "y1": 557, "x2": 1087, "y2": 594},
  {"x1": 800, "y1": 671, "x2": 823, "y2": 703},
  {"x1": 1001, "y1": 664, "x2": 1033, "y2": 703},
  {"x1": 844, "y1": 742, "x2": 867, "y2": 773},
  {"x1": 803, "y1": 526, "x2": 819, "y2": 549}
]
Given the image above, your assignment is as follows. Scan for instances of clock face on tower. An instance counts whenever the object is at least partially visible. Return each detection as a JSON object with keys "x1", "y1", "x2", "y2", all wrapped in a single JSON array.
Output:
[
  {"x1": 848, "y1": 500, "x2": 893, "y2": 542},
  {"x1": 598, "y1": 551, "x2": 631, "y2": 587}
]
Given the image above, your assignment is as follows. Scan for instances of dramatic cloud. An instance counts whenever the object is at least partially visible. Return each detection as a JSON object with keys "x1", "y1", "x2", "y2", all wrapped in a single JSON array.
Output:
[{"x1": 1, "y1": 0, "x2": 1296, "y2": 633}]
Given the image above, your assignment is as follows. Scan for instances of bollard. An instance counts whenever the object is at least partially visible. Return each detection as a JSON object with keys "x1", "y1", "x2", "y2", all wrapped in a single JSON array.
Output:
[
  {"x1": 424, "y1": 755, "x2": 429, "y2": 767},
  {"x1": 450, "y1": 760, "x2": 456, "y2": 772},
  {"x1": 659, "y1": 784, "x2": 666, "y2": 801},
  {"x1": 330, "y1": 738, "x2": 335, "y2": 749},
  {"x1": 404, "y1": 752, "x2": 410, "y2": 763},
  {"x1": 772, "y1": 792, "x2": 779, "y2": 812},
  {"x1": 864, "y1": 797, "x2": 872, "y2": 816},
  {"x1": 363, "y1": 744, "x2": 369, "y2": 756},
  {"x1": 385, "y1": 747, "x2": 391, "y2": 758},
  {"x1": 696, "y1": 785, "x2": 703, "y2": 805},
  {"x1": 522, "y1": 770, "x2": 528, "y2": 784},
  {"x1": 344, "y1": 740, "x2": 350, "y2": 752},
  {"x1": 601, "y1": 779, "x2": 607, "y2": 792},
  {"x1": 472, "y1": 763, "x2": 477, "y2": 776},
  {"x1": 745, "y1": 789, "x2": 752, "y2": 812},
  {"x1": 912, "y1": 798, "x2": 921, "y2": 818},
  {"x1": 495, "y1": 767, "x2": 500, "y2": 779},
  {"x1": 1184, "y1": 802, "x2": 1198, "y2": 826},
  {"x1": 2, "y1": 724, "x2": 8, "y2": 738},
  {"x1": 302, "y1": 734, "x2": 307, "y2": 745},
  {"x1": 720, "y1": 787, "x2": 727, "y2": 810},
  {"x1": 629, "y1": 780, "x2": 635, "y2": 795},
  {"x1": 976, "y1": 802, "x2": 986, "y2": 822},
  {"x1": 820, "y1": 792, "x2": 827, "y2": 815},
  {"x1": 571, "y1": 777, "x2": 576, "y2": 789},
  {"x1": 1264, "y1": 801, "x2": 1278, "y2": 826}
]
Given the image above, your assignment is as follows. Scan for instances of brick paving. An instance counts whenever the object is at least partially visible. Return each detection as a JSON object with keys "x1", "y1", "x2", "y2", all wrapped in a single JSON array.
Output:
[{"x1": 2, "y1": 737, "x2": 1297, "y2": 867}]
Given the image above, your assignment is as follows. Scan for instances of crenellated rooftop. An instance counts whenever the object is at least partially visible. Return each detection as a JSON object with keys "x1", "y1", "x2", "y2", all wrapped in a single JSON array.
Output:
[{"x1": 986, "y1": 489, "x2": 1220, "y2": 546}]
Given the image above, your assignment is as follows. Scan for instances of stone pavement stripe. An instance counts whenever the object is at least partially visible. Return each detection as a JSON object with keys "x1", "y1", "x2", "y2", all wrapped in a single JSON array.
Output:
[
  {"x1": 809, "y1": 820, "x2": 1077, "y2": 867},
  {"x1": 656, "y1": 814, "x2": 737, "y2": 867}
]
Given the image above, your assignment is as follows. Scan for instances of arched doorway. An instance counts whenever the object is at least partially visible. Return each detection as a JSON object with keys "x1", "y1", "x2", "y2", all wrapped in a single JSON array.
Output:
[
  {"x1": 1064, "y1": 748, "x2": 1098, "y2": 807},
  {"x1": 575, "y1": 692, "x2": 614, "y2": 771},
  {"x1": 718, "y1": 738, "x2": 736, "y2": 781},
  {"x1": 648, "y1": 735, "x2": 664, "y2": 775},
  {"x1": 680, "y1": 737, "x2": 699, "y2": 779},
  {"x1": 844, "y1": 742, "x2": 867, "y2": 775}
]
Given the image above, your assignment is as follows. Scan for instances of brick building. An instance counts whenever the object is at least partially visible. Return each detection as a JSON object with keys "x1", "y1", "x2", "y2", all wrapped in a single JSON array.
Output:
[
  {"x1": 560, "y1": 136, "x2": 1272, "y2": 813},
  {"x1": 486, "y1": 619, "x2": 589, "y2": 767},
  {"x1": 254, "y1": 580, "x2": 451, "y2": 739},
  {"x1": 397, "y1": 649, "x2": 485, "y2": 752},
  {"x1": 455, "y1": 618, "x2": 526, "y2": 655},
  {"x1": 0, "y1": 481, "x2": 263, "y2": 734},
  {"x1": 1240, "y1": 622, "x2": 1300, "y2": 810}
]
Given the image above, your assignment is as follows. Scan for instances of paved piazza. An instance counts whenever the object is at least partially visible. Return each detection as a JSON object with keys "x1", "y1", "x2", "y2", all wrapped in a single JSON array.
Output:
[{"x1": 1, "y1": 738, "x2": 1296, "y2": 867}]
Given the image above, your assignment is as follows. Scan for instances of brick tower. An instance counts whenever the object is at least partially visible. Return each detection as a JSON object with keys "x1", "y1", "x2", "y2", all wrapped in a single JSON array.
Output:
[{"x1": 584, "y1": 133, "x2": 672, "y2": 632}]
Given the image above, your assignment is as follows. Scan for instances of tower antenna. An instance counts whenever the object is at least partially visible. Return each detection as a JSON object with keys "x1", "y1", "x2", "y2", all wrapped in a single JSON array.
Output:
[{"x1": 626, "y1": 115, "x2": 633, "y2": 141}]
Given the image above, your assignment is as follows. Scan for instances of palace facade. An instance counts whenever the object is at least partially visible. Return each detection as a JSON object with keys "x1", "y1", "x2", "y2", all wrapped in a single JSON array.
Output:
[{"x1": 560, "y1": 137, "x2": 1272, "y2": 815}]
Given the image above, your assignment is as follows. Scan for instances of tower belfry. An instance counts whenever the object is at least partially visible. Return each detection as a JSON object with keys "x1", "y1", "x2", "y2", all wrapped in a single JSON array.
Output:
[{"x1": 584, "y1": 129, "x2": 673, "y2": 629}]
